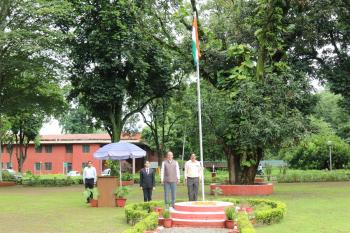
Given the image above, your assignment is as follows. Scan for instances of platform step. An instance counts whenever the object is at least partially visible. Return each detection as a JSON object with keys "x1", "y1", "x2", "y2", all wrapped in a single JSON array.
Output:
[
  {"x1": 172, "y1": 218, "x2": 226, "y2": 228},
  {"x1": 170, "y1": 207, "x2": 225, "y2": 220},
  {"x1": 173, "y1": 201, "x2": 234, "y2": 212}
]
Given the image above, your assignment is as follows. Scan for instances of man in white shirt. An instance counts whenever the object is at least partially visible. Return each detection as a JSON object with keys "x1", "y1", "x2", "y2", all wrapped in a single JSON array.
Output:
[
  {"x1": 184, "y1": 153, "x2": 202, "y2": 201},
  {"x1": 161, "y1": 151, "x2": 180, "y2": 207},
  {"x1": 83, "y1": 161, "x2": 97, "y2": 203}
]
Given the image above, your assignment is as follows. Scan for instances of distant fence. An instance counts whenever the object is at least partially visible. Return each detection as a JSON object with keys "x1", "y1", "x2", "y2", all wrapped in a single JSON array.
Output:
[
  {"x1": 203, "y1": 160, "x2": 287, "y2": 169},
  {"x1": 203, "y1": 161, "x2": 227, "y2": 169}
]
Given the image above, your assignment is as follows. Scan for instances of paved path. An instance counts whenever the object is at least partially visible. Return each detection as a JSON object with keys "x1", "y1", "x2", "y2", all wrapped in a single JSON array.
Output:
[{"x1": 160, "y1": 227, "x2": 228, "y2": 233}]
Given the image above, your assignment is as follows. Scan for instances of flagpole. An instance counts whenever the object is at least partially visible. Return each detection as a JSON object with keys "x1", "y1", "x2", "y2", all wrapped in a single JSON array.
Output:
[{"x1": 196, "y1": 58, "x2": 205, "y2": 201}]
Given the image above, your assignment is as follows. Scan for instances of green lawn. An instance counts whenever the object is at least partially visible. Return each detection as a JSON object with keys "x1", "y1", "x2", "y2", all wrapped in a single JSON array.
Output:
[{"x1": 1, "y1": 182, "x2": 350, "y2": 233}]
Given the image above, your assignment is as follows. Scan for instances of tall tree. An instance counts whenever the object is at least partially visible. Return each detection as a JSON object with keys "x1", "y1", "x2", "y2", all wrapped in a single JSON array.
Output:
[
  {"x1": 184, "y1": 0, "x2": 316, "y2": 184},
  {"x1": 64, "y1": 0, "x2": 187, "y2": 142},
  {"x1": 285, "y1": 0, "x2": 350, "y2": 109}
]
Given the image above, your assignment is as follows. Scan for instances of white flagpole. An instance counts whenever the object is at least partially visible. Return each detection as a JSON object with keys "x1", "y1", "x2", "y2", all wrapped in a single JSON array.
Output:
[{"x1": 196, "y1": 58, "x2": 205, "y2": 201}]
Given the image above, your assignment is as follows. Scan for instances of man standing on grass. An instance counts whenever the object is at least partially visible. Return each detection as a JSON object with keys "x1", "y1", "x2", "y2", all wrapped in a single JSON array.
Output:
[
  {"x1": 140, "y1": 160, "x2": 156, "y2": 202},
  {"x1": 184, "y1": 153, "x2": 202, "y2": 201},
  {"x1": 161, "y1": 151, "x2": 180, "y2": 208},
  {"x1": 83, "y1": 161, "x2": 97, "y2": 203}
]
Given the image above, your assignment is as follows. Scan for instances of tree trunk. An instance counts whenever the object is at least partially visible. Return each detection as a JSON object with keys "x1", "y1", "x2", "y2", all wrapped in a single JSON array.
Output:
[
  {"x1": 0, "y1": 140, "x2": 3, "y2": 182},
  {"x1": 240, "y1": 148, "x2": 264, "y2": 184},
  {"x1": 225, "y1": 145, "x2": 240, "y2": 184},
  {"x1": 109, "y1": 106, "x2": 123, "y2": 143}
]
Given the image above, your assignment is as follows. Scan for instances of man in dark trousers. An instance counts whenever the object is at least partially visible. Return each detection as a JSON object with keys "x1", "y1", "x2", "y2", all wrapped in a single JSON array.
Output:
[{"x1": 140, "y1": 160, "x2": 155, "y2": 202}]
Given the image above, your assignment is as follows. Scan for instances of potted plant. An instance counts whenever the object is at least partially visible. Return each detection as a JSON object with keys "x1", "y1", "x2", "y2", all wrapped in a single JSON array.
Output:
[
  {"x1": 162, "y1": 210, "x2": 172, "y2": 228},
  {"x1": 213, "y1": 187, "x2": 223, "y2": 197},
  {"x1": 225, "y1": 207, "x2": 236, "y2": 229},
  {"x1": 153, "y1": 206, "x2": 163, "y2": 214},
  {"x1": 89, "y1": 188, "x2": 99, "y2": 207},
  {"x1": 115, "y1": 186, "x2": 129, "y2": 207},
  {"x1": 121, "y1": 172, "x2": 134, "y2": 186}
]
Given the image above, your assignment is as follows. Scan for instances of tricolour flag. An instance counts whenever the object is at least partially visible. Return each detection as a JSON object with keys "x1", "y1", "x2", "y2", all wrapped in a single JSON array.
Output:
[{"x1": 192, "y1": 15, "x2": 201, "y2": 65}]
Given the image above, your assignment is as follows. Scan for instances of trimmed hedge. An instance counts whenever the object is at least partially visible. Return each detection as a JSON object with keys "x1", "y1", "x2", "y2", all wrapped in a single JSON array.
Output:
[
  {"x1": 238, "y1": 212, "x2": 256, "y2": 233},
  {"x1": 123, "y1": 201, "x2": 162, "y2": 233},
  {"x1": 221, "y1": 198, "x2": 287, "y2": 225},
  {"x1": 277, "y1": 170, "x2": 350, "y2": 183},
  {"x1": 125, "y1": 201, "x2": 163, "y2": 225},
  {"x1": 21, "y1": 175, "x2": 82, "y2": 186},
  {"x1": 122, "y1": 212, "x2": 159, "y2": 233}
]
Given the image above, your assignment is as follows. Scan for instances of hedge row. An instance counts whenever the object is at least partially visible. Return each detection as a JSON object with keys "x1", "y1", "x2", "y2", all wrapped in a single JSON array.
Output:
[
  {"x1": 277, "y1": 171, "x2": 350, "y2": 183},
  {"x1": 125, "y1": 201, "x2": 163, "y2": 225},
  {"x1": 22, "y1": 176, "x2": 82, "y2": 186},
  {"x1": 238, "y1": 212, "x2": 256, "y2": 233},
  {"x1": 122, "y1": 212, "x2": 159, "y2": 233},
  {"x1": 222, "y1": 198, "x2": 287, "y2": 225}
]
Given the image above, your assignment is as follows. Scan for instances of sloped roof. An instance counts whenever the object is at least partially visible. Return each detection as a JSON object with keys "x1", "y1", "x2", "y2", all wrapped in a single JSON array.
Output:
[{"x1": 38, "y1": 133, "x2": 141, "y2": 144}]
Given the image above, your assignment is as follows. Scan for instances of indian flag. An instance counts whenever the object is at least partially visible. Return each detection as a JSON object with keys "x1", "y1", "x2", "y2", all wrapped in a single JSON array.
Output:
[{"x1": 192, "y1": 15, "x2": 201, "y2": 65}]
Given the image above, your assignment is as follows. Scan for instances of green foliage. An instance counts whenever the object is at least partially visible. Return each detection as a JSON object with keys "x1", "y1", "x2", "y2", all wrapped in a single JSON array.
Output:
[
  {"x1": 62, "y1": 0, "x2": 187, "y2": 142},
  {"x1": 277, "y1": 170, "x2": 350, "y2": 183},
  {"x1": 286, "y1": 118, "x2": 350, "y2": 169},
  {"x1": 1, "y1": 170, "x2": 16, "y2": 182},
  {"x1": 162, "y1": 209, "x2": 170, "y2": 219},
  {"x1": 238, "y1": 212, "x2": 256, "y2": 233},
  {"x1": 265, "y1": 164, "x2": 273, "y2": 181},
  {"x1": 115, "y1": 186, "x2": 130, "y2": 198},
  {"x1": 225, "y1": 207, "x2": 237, "y2": 220},
  {"x1": 22, "y1": 176, "x2": 75, "y2": 187},
  {"x1": 222, "y1": 198, "x2": 286, "y2": 225},
  {"x1": 122, "y1": 172, "x2": 133, "y2": 181},
  {"x1": 59, "y1": 104, "x2": 103, "y2": 134},
  {"x1": 314, "y1": 91, "x2": 350, "y2": 143},
  {"x1": 124, "y1": 201, "x2": 163, "y2": 226},
  {"x1": 122, "y1": 212, "x2": 159, "y2": 233}
]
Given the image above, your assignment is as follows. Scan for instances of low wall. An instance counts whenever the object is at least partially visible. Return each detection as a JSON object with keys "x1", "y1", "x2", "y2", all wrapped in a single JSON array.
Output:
[
  {"x1": 210, "y1": 183, "x2": 273, "y2": 196},
  {"x1": 0, "y1": 181, "x2": 16, "y2": 187}
]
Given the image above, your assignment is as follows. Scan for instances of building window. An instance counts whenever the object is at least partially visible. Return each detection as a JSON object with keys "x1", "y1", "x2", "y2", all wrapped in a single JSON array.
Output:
[
  {"x1": 7, "y1": 162, "x2": 11, "y2": 169},
  {"x1": 82, "y1": 162, "x2": 88, "y2": 169},
  {"x1": 44, "y1": 162, "x2": 52, "y2": 170},
  {"x1": 35, "y1": 145, "x2": 42, "y2": 153},
  {"x1": 45, "y1": 145, "x2": 52, "y2": 153},
  {"x1": 82, "y1": 144, "x2": 90, "y2": 153},
  {"x1": 65, "y1": 144, "x2": 73, "y2": 153},
  {"x1": 35, "y1": 162, "x2": 41, "y2": 171}
]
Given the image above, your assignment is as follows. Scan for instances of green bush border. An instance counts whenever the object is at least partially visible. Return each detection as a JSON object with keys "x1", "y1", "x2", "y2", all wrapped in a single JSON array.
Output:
[
  {"x1": 122, "y1": 212, "x2": 159, "y2": 233},
  {"x1": 238, "y1": 212, "x2": 256, "y2": 233},
  {"x1": 221, "y1": 198, "x2": 287, "y2": 225},
  {"x1": 124, "y1": 201, "x2": 163, "y2": 226}
]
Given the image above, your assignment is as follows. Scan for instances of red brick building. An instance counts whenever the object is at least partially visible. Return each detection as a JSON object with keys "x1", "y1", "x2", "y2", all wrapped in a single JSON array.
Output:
[{"x1": 0, "y1": 133, "x2": 158, "y2": 175}]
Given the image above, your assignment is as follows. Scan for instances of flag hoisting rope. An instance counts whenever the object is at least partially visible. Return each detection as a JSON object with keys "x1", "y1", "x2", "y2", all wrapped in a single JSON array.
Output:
[{"x1": 192, "y1": 14, "x2": 205, "y2": 201}]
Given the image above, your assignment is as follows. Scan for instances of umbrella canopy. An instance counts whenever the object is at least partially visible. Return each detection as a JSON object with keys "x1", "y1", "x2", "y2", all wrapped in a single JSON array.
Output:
[{"x1": 93, "y1": 142, "x2": 146, "y2": 160}]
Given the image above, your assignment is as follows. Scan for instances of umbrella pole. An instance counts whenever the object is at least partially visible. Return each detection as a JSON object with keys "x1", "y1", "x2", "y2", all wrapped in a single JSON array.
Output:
[{"x1": 119, "y1": 160, "x2": 122, "y2": 187}]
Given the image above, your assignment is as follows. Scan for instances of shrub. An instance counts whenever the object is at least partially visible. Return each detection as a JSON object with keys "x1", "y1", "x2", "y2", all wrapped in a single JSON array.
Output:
[
  {"x1": 122, "y1": 212, "x2": 158, "y2": 233},
  {"x1": 122, "y1": 172, "x2": 133, "y2": 181},
  {"x1": 222, "y1": 198, "x2": 287, "y2": 225},
  {"x1": 225, "y1": 207, "x2": 236, "y2": 220},
  {"x1": 1, "y1": 170, "x2": 16, "y2": 182},
  {"x1": 22, "y1": 175, "x2": 75, "y2": 187},
  {"x1": 285, "y1": 121, "x2": 350, "y2": 170},
  {"x1": 238, "y1": 212, "x2": 256, "y2": 233},
  {"x1": 115, "y1": 186, "x2": 130, "y2": 198},
  {"x1": 162, "y1": 210, "x2": 170, "y2": 219},
  {"x1": 125, "y1": 201, "x2": 163, "y2": 225},
  {"x1": 277, "y1": 170, "x2": 350, "y2": 183}
]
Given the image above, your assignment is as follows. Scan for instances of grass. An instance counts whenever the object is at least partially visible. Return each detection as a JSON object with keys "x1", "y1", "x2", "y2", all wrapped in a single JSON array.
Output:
[{"x1": 1, "y1": 182, "x2": 350, "y2": 233}]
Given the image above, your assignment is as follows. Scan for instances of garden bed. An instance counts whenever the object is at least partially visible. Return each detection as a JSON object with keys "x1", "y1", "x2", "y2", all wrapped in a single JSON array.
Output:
[
  {"x1": 210, "y1": 183, "x2": 273, "y2": 196},
  {"x1": 0, "y1": 181, "x2": 16, "y2": 187}
]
